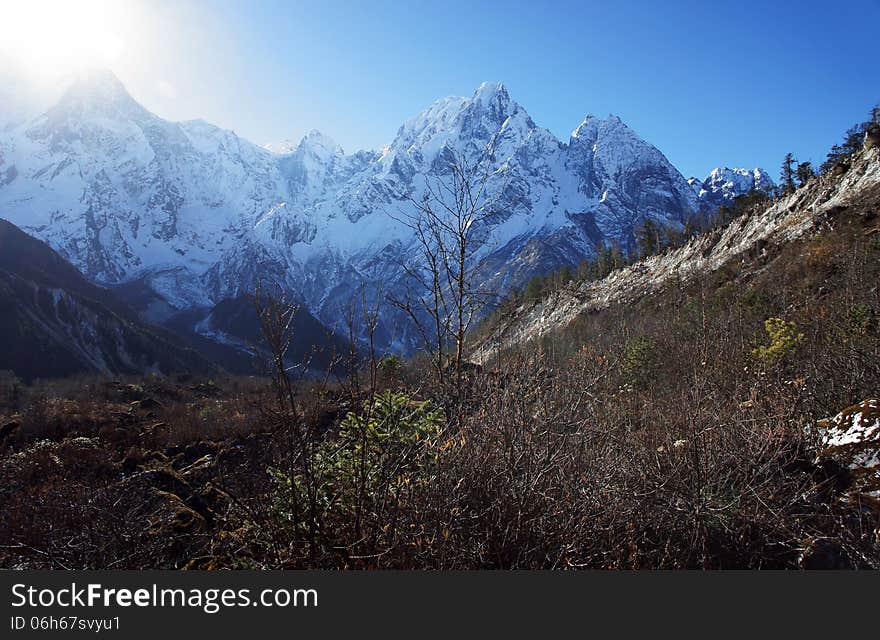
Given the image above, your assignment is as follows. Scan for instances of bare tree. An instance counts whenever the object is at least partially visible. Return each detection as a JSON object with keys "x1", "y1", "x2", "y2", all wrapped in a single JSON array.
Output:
[
  {"x1": 252, "y1": 282, "x2": 303, "y2": 424},
  {"x1": 250, "y1": 281, "x2": 323, "y2": 562},
  {"x1": 338, "y1": 281, "x2": 387, "y2": 405},
  {"x1": 389, "y1": 145, "x2": 504, "y2": 396}
]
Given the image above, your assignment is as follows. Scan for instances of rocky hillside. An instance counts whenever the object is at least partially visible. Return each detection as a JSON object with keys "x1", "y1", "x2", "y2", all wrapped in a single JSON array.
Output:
[
  {"x1": 475, "y1": 144, "x2": 880, "y2": 360},
  {"x1": 0, "y1": 71, "x2": 764, "y2": 351}
]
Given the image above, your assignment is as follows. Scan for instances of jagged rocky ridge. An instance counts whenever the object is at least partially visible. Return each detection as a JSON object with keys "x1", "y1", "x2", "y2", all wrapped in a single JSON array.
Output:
[{"x1": 0, "y1": 70, "x2": 767, "y2": 351}]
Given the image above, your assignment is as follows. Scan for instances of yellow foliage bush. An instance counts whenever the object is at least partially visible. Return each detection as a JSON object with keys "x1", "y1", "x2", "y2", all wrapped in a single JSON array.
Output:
[{"x1": 752, "y1": 318, "x2": 804, "y2": 366}]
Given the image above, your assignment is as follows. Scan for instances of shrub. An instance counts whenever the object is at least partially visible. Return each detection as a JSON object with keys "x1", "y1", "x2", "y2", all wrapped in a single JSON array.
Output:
[
  {"x1": 262, "y1": 392, "x2": 443, "y2": 565},
  {"x1": 752, "y1": 318, "x2": 804, "y2": 366},
  {"x1": 620, "y1": 335, "x2": 659, "y2": 389},
  {"x1": 737, "y1": 288, "x2": 773, "y2": 316},
  {"x1": 846, "y1": 303, "x2": 875, "y2": 336},
  {"x1": 338, "y1": 392, "x2": 443, "y2": 459},
  {"x1": 524, "y1": 274, "x2": 546, "y2": 302},
  {"x1": 377, "y1": 355, "x2": 403, "y2": 386}
]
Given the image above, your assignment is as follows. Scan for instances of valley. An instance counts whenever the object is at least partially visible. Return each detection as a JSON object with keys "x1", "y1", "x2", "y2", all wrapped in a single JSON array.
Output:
[{"x1": 0, "y1": 124, "x2": 878, "y2": 569}]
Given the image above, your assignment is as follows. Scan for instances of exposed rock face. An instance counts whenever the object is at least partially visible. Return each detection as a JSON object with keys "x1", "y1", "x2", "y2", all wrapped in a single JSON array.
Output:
[{"x1": 2, "y1": 71, "x2": 709, "y2": 351}]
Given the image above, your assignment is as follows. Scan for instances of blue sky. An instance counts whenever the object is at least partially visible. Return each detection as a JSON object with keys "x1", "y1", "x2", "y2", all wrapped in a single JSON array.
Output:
[{"x1": 13, "y1": 0, "x2": 879, "y2": 180}]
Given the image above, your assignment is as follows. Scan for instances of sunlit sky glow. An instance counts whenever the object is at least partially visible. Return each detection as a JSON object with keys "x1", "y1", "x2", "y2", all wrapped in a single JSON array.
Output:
[
  {"x1": 0, "y1": 2, "x2": 127, "y2": 75},
  {"x1": 1, "y1": 0, "x2": 878, "y2": 179}
]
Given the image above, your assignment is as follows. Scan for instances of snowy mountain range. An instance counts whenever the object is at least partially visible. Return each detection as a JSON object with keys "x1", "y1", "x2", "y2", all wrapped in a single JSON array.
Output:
[{"x1": 0, "y1": 69, "x2": 770, "y2": 352}]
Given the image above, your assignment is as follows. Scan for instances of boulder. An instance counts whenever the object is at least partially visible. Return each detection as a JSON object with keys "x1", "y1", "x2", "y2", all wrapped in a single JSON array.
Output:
[
  {"x1": 816, "y1": 399, "x2": 880, "y2": 499},
  {"x1": 0, "y1": 418, "x2": 20, "y2": 440},
  {"x1": 130, "y1": 397, "x2": 163, "y2": 412}
]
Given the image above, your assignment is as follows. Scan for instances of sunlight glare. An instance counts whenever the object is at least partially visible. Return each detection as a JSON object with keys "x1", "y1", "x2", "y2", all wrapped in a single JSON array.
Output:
[{"x1": 0, "y1": 0, "x2": 134, "y2": 79}]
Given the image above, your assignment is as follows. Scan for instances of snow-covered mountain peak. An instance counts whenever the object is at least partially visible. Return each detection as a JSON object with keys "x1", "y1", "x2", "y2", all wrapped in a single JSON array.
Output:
[
  {"x1": 264, "y1": 130, "x2": 341, "y2": 157},
  {"x1": 23, "y1": 68, "x2": 156, "y2": 156},
  {"x1": 690, "y1": 167, "x2": 775, "y2": 210},
  {"x1": 265, "y1": 139, "x2": 297, "y2": 154},
  {"x1": 386, "y1": 82, "x2": 538, "y2": 171},
  {"x1": 702, "y1": 167, "x2": 773, "y2": 193},
  {"x1": 465, "y1": 81, "x2": 528, "y2": 128},
  {"x1": 472, "y1": 81, "x2": 509, "y2": 107},
  {"x1": 296, "y1": 129, "x2": 344, "y2": 158},
  {"x1": 572, "y1": 113, "x2": 629, "y2": 136},
  {"x1": 570, "y1": 115, "x2": 594, "y2": 139},
  {"x1": 568, "y1": 113, "x2": 682, "y2": 185},
  {"x1": 51, "y1": 68, "x2": 144, "y2": 120}
]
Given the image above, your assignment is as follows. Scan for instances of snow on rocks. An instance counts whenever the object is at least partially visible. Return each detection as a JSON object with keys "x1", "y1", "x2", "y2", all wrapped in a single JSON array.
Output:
[{"x1": 816, "y1": 399, "x2": 880, "y2": 499}]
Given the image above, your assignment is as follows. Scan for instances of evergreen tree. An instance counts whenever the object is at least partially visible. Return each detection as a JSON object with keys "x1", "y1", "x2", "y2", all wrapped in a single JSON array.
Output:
[
  {"x1": 795, "y1": 161, "x2": 814, "y2": 188},
  {"x1": 595, "y1": 246, "x2": 610, "y2": 278},
  {"x1": 598, "y1": 245, "x2": 614, "y2": 278},
  {"x1": 716, "y1": 202, "x2": 734, "y2": 227},
  {"x1": 557, "y1": 265, "x2": 573, "y2": 288},
  {"x1": 664, "y1": 224, "x2": 685, "y2": 249},
  {"x1": 635, "y1": 218, "x2": 660, "y2": 258},
  {"x1": 683, "y1": 216, "x2": 701, "y2": 238},
  {"x1": 841, "y1": 124, "x2": 867, "y2": 156},
  {"x1": 780, "y1": 153, "x2": 796, "y2": 195},
  {"x1": 524, "y1": 274, "x2": 545, "y2": 302},
  {"x1": 577, "y1": 258, "x2": 596, "y2": 282},
  {"x1": 818, "y1": 104, "x2": 880, "y2": 175},
  {"x1": 610, "y1": 244, "x2": 626, "y2": 270},
  {"x1": 820, "y1": 144, "x2": 844, "y2": 174},
  {"x1": 821, "y1": 122, "x2": 868, "y2": 174}
]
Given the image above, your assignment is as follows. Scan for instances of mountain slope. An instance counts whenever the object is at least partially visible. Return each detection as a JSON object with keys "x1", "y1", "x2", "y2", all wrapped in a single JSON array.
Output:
[
  {"x1": 475, "y1": 144, "x2": 880, "y2": 360},
  {"x1": 0, "y1": 218, "x2": 216, "y2": 381}
]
